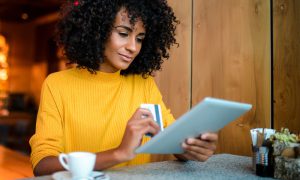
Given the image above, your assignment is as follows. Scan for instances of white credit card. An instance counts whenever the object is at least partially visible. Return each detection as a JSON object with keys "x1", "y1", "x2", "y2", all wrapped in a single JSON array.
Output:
[{"x1": 140, "y1": 104, "x2": 164, "y2": 134}]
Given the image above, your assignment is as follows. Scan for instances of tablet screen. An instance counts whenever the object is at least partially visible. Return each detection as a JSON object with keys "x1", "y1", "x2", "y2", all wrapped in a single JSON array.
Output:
[{"x1": 136, "y1": 97, "x2": 252, "y2": 154}]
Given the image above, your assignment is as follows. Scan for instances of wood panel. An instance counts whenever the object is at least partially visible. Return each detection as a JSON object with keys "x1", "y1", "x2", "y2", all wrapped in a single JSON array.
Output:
[
  {"x1": 192, "y1": 0, "x2": 271, "y2": 156},
  {"x1": 155, "y1": 0, "x2": 192, "y2": 119},
  {"x1": 152, "y1": 0, "x2": 191, "y2": 162},
  {"x1": 273, "y1": 0, "x2": 300, "y2": 133}
]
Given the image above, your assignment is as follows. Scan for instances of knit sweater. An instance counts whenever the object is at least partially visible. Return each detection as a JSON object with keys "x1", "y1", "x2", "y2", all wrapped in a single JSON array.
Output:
[{"x1": 29, "y1": 67, "x2": 175, "y2": 169}]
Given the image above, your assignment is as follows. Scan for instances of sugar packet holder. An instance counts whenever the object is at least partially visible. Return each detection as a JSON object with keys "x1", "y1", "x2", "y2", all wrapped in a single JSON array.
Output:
[
  {"x1": 140, "y1": 104, "x2": 164, "y2": 137},
  {"x1": 250, "y1": 128, "x2": 276, "y2": 146},
  {"x1": 250, "y1": 128, "x2": 276, "y2": 177}
]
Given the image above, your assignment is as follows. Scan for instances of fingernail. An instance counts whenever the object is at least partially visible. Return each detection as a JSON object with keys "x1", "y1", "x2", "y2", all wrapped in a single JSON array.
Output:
[
  {"x1": 187, "y1": 138, "x2": 193, "y2": 144},
  {"x1": 201, "y1": 134, "x2": 207, "y2": 140},
  {"x1": 182, "y1": 142, "x2": 187, "y2": 148}
]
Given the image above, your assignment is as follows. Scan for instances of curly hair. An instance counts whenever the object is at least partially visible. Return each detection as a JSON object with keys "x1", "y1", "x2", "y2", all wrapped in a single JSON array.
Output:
[{"x1": 55, "y1": 0, "x2": 179, "y2": 76}]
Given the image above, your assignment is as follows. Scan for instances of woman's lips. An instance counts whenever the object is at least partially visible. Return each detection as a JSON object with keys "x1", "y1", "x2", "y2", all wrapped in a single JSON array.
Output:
[{"x1": 119, "y1": 53, "x2": 132, "y2": 62}]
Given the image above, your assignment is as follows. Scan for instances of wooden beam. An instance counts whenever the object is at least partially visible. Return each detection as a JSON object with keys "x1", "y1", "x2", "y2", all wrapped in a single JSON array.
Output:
[{"x1": 33, "y1": 11, "x2": 59, "y2": 25}]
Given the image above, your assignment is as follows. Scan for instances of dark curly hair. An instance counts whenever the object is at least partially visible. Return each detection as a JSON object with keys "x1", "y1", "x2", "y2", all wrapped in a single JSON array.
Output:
[{"x1": 55, "y1": 0, "x2": 179, "y2": 76}]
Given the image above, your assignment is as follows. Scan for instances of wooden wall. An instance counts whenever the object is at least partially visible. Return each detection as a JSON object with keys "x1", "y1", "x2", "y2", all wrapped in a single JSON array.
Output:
[
  {"x1": 273, "y1": 0, "x2": 300, "y2": 133},
  {"x1": 155, "y1": 0, "x2": 192, "y2": 119},
  {"x1": 193, "y1": 0, "x2": 271, "y2": 156},
  {"x1": 157, "y1": 0, "x2": 271, "y2": 156},
  {"x1": 153, "y1": 0, "x2": 192, "y2": 162}
]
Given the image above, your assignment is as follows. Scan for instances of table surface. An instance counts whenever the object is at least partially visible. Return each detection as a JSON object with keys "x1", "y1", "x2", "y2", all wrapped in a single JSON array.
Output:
[
  {"x1": 22, "y1": 154, "x2": 276, "y2": 180},
  {"x1": 0, "y1": 145, "x2": 33, "y2": 179}
]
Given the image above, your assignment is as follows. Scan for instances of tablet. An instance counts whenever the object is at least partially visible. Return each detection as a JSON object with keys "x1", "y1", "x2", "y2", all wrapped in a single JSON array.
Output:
[{"x1": 135, "y1": 97, "x2": 252, "y2": 154}]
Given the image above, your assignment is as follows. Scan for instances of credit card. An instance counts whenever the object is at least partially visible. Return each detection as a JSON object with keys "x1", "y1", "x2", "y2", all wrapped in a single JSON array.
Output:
[{"x1": 140, "y1": 104, "x2": 164, "y2": 137}]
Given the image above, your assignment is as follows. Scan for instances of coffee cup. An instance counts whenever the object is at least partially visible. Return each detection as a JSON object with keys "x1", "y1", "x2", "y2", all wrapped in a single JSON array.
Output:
[{"x1": 58, "y1": 152, "x2": 96, "y2": 179}]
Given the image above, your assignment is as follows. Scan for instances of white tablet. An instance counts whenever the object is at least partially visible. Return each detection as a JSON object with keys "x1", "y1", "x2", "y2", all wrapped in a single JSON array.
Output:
[{"x1": 135, "y1": 97, "x2": 252, "y2": 154}]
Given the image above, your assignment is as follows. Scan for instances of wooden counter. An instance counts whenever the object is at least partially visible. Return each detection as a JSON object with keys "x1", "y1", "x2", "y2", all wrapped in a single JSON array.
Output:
[{"x1": 0, "y1": 145, "x2": 34, "y2": 179}]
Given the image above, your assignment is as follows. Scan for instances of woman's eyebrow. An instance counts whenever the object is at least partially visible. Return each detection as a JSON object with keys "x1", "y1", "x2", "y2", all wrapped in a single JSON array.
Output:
[
  {"x1": 115, "y1": 25, "x2": 133, "y2": 32},
  {"x1": 115, "y1": 25, "x2": 145, "y2": 35}
]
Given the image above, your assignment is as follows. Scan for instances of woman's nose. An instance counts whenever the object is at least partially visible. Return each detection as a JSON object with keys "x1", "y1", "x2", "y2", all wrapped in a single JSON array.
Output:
[{"x1": 125, "y1": 37, "x2": 137, "y2": 53}]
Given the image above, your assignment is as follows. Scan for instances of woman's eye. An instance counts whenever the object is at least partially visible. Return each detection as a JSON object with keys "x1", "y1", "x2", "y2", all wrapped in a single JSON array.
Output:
[
  {"x1": 136, "y1": 38, "x2": 144, "y2": 43},
  {"x1": 118, "y1": 32, "x2": 128, "y2": 37}
]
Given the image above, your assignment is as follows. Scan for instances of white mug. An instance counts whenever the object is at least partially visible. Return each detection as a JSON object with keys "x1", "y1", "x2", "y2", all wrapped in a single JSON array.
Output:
[{"x1": 58, "y1": 152, "x2": 96, "y2": 179}]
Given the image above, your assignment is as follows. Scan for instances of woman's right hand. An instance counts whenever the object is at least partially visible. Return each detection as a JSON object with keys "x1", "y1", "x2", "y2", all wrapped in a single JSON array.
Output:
[{"x1": 116, "y1": 108, "x2": 160, "y2": 161}]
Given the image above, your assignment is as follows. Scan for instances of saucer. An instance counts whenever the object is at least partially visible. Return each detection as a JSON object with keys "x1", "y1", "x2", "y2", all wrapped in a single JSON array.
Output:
[{"x1": 52, "y1": 171, "x2": 110, "y2": 180}]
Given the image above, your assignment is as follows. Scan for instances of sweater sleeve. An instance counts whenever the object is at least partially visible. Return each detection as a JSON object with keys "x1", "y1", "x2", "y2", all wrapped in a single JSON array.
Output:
[
  {"x1": 29, "y1": 76, "x2": 64, "y2": 169},
  {"x1": 146, "y1": 77, "x2": 175, "y2": 128}
]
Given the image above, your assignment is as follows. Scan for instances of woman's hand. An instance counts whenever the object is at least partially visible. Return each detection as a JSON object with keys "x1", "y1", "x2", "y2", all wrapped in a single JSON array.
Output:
[
  {"x1": 175, "y1": 132, "x2": 218, "y2": 162},
  {"x1": 116, "y1": 108, "x2": 160, "y2": 162}
]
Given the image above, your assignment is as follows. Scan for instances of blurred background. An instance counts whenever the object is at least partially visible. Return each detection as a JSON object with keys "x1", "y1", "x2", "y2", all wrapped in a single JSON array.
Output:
[{"x1": 0, "y1": 0, "x2": 64, "y2": 155}]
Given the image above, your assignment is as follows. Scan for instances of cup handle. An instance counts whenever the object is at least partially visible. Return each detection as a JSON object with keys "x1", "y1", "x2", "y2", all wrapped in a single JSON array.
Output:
[{"x1": 58, "y1": 153, "x2": 70, "y2": 171}]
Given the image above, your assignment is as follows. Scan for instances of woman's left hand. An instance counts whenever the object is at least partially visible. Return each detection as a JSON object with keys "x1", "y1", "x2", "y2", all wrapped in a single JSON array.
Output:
[{"x1": 175, "y1": 132, "x2": 218, "y2": 162}]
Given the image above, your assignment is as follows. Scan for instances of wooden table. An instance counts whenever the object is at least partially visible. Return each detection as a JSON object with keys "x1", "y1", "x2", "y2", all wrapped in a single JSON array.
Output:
[{"x1": 0, "y1": 145, "x2": 34, "y2": 179}]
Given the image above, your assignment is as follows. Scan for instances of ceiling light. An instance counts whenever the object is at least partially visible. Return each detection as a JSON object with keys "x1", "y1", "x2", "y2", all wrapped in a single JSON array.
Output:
[{"x1": 21, "y1": 13, "x2": 29, "y2": 20}]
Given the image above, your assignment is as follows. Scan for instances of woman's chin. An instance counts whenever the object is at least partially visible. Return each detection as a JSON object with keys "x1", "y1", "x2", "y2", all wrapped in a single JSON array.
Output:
[{"x1": 118, "y1": 64, "x2": 131, "y2": 70}]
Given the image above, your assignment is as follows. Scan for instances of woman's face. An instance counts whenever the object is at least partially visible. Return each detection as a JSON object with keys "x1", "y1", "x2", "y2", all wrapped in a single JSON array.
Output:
[{"x1": 101, "y1": 9, "x2": 146, "y2": 73}]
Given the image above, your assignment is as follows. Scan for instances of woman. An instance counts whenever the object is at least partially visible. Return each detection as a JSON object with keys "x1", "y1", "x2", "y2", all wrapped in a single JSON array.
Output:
[{"x1": 30, "y1": 0, "x2": 218, "y2": 176}]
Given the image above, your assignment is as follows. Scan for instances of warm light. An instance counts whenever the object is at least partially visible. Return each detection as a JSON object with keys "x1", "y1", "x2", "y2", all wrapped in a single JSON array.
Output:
[
  {"x1": 0, "y1": 53, "x2": 6, "y2": 63},
  {"x1": 0, "y1": 62, "x2": 8, "y2": 69},
  {"x1": 0, "y1": 34, "x2": 9, "y2": 81},
  {"x1": 21, "y1": 13, "x2": 29, "y2": 20},
  {"x1": 0, "y1": 35, "x2": 5, "y2": 46},
  {"x1": 0, "y1": 69, "x2": 8, "y2": 80},
  {"x1": 0, "y1": 35, "x2": 9, "y2": 54},
  {"x1": 0, "y1": 33, "x2": 9, "y2": 115}
]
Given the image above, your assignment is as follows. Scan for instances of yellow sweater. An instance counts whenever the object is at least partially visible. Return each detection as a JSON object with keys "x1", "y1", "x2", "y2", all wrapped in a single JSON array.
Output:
[{"x1": 29, "y1": 68, "x2": 175, "y2": 169}]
